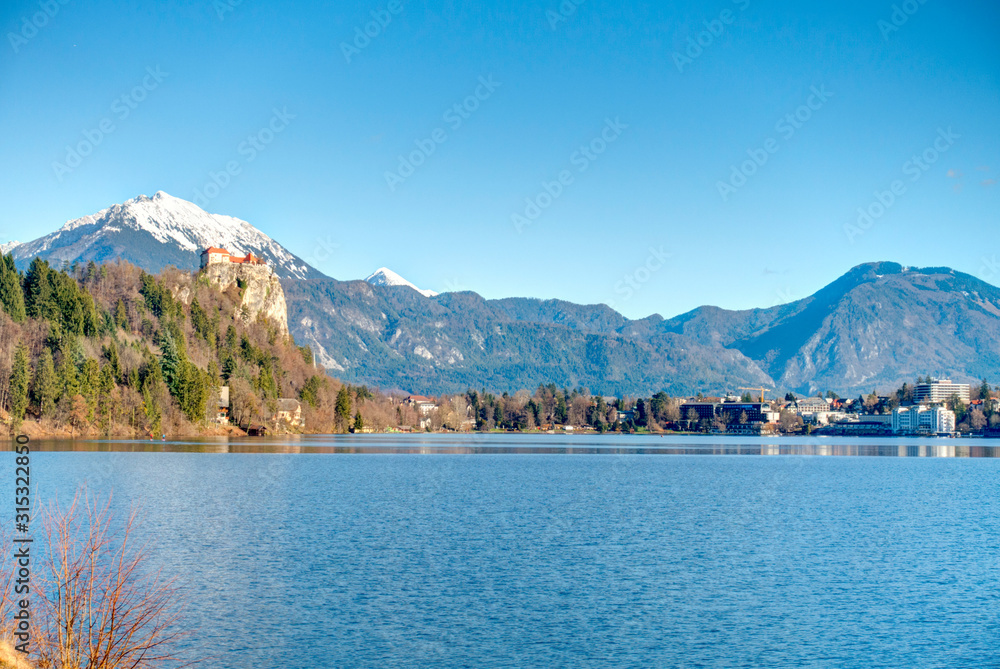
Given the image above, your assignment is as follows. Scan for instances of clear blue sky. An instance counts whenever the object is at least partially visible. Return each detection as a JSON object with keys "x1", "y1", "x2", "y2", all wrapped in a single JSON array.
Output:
[{"x1": 1, "y1": 0, "x2": 997, "y2": 319}]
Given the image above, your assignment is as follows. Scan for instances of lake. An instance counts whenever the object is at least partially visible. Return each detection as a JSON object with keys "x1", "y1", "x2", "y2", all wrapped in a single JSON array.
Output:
[{"x1": 11, "y1": 435, "x2": 1000, "y2": 668}]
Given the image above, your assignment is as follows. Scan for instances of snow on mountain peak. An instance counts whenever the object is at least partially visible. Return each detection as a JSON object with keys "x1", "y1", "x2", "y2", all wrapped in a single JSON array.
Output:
[
  {"x1": 365, "y1": 267, "x2": 438, "y2": 297},
  {"x1": 1, "y1": 240, "x2": 21, "y2": 255},
  {"x1": 14, "y1": 191, "x2": 317, "y2": 280},
  {"x1": 49, "y1": 191, "x2": 273, "y2": 251}
]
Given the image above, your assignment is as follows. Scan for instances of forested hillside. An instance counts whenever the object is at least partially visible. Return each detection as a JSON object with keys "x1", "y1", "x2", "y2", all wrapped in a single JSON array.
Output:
[{"x1": 0, "y1": 255, "x2": 378, "y2": 437}]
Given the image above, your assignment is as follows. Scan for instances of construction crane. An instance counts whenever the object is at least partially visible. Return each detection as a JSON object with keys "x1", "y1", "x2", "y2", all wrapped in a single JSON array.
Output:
[{"x1": 739, "y1": 386, "x2": 774, "y2": 403}]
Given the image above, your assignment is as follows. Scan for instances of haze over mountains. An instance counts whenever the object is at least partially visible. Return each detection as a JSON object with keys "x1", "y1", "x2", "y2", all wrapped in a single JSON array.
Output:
[{"x1": 7, "y1": 193, "x2": 1000, "y2": 396}]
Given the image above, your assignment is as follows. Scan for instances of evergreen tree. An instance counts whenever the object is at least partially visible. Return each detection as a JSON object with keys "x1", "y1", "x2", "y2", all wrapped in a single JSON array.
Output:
[
  {"x1": 335, "y1": 386, "x2": 352, "y2": 429},
  {"x1": 58, "y1": 355, "x2": 79, "y2": 402},
  {"x1": 300, "y1": 375, "x2": 323, "y2": 408},
  {"x1": 97, "y1": 364, "x2": 116, "y2": 434},
  {"x1": 636, "y1": 399, "x2": 648, "y2": 427},
  {"x1": 178, "y1": 362, "x2": 210, "y2": 423},
  {"x1": 554, "y1": 394, "x2": 568, "y2": 424},
  {"x1": 353, "y1": 412, "x2": 364, "y2": 432},
  {"x1": 0, "y1": 254, "x2": 26, "y2": 321},
  {"x1": 114, "y1": 298, "x2": 128, "y2": 329},
  {"x1": 23, "y1": 257, "x2": 54, "y2": 320},
  {"x1": 103, "y1": 343, "x2": 122, "y2": 382},
  {"x1": 32, "y1": 348, "x2": 58, "y2": 418},
  {"x1": 190, "y1": 298, "x2": 211, "y2": 342},
  {"x1": 9, "y1": 342, "x2": 31, "y2": 430},
  {"x1": 157, "y1": 327, "x2": 182, "y2": 394}
]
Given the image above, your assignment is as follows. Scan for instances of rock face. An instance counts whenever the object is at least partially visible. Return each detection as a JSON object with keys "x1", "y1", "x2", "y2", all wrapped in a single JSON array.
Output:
[{"x1": 203, "y1": 263, "x2": 288, "y2": 336}]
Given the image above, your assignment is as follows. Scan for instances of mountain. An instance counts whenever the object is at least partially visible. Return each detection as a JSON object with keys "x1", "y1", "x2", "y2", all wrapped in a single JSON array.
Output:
[
  {"x1": 8, "y1": 191, "x2": 322, "y2": 280},
  {"x1": 365, "y1": 267, "x2": 438, "y2": 297},
  {"x1": 661, "y1": 262, "x2": 1000, "y2": 394},
  {"x1": 0, "y1": 241, "x2": 20, "y2": 255},
  {"x1": 9, "y1": 193, "x2": 1000, "y2": 396},
  {"x1": 283, "y1": 278, "x2": 772, "y2": 396}
]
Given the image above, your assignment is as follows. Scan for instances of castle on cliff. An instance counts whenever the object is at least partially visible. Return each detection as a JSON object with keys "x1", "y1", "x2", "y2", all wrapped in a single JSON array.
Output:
[{"x1": 200, "y1": 246, "x2": 268, "y2": 269}]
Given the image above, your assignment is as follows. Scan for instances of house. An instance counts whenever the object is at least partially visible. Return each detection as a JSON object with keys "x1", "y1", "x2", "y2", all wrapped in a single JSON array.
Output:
[
  {"x1": 200, "y1": 246, "x2": 268, "y2": 269},
  {"x1": 214, "y1": 385, "x2": 230, "y2": 425},
  {"x1": 405, "y1": 395, "x2": 438, "y2": 415},
  {"x1": 273, "y1": 398, "x2": 304, "y2": 428}
]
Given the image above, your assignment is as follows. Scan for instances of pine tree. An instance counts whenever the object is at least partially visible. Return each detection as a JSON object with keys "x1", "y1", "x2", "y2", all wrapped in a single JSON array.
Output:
[
  {"x1": 59, "y1": 355, "x2": 79, "y2": 401},
  {"x1": 23, "y1": 257, "x2": 54, "y2": 319},
  {"x1": 353, "y1": 412, "x2": 364, "y2": 432},
  {"x1": 32, "y1": 348, "x2": 58, "y2": 418},
  {"x1": 157, "y1": 328, "x2": 181, "y2": 394},
  {"x1": 0, "y1": 254, "x2": 26, "y2": 321},
  {"x1": 97, "y1": 364, "x2": 116, "y2": 434},
  {"x1": 9, "y1": 343, "x2": 32, "y2": 430},
  {"x1": 178, "y1": 362, "x2": 209, "y2": 423},
  {"x1": 114, "y1": 298, "x2": 128, "y2": 330},
  {"x1": 335, "y1": 386, "x2": 352, "y2": 430},
  {"x1": 103, "y1": 343, "x2": 122, "y2": 382}
]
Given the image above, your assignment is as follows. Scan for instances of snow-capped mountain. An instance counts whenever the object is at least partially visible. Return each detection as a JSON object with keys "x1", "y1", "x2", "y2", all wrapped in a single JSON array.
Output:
[
  {"x1": 365, "y1": 267, "x2": 438, "y2": 297},
  {"x1": 9, "y1": 191, "x2": 323, "y2": 280},
  {"x1": 0, "y1": 241, "x2": 20, "y2": 255}
]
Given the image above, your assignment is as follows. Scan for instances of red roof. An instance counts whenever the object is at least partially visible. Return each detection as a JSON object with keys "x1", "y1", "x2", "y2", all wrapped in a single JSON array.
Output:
[{"x1": 202, "y1": 247, "x2": 231, "y2": 255}]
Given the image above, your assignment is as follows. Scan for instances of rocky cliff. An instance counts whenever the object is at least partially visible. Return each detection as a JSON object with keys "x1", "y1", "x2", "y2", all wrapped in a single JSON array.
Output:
[{"x1": 202, "y1": 263, "x2": 289, "y2": 335}]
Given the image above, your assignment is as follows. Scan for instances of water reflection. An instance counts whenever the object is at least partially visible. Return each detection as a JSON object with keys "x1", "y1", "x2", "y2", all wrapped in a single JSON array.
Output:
[{"x1": 20, "y1": 434, "x2": 1000, "y2": 458}]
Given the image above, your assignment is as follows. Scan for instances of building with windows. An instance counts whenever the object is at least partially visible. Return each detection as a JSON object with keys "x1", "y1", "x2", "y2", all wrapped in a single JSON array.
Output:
[
  {"x1": 794, "y1": 396, "x2": 831, "y2": 413},
  {"x1": 274, "y1": 398, "x2": 304, "y2": 428},
  {"x1": 914, "y1": 379, "x2": 970, "y2": 404},
  {"x1": 892, "y1": 405, "x2": 956, "y2": 435},
  {"x1": 200, "y1": 246, "x2": 268, "y2": 268},
  {"x1": 679, "y1": 401, "x2": 771, "y2": 425},
  {"x1": 405, "y1": 395, "x2": 439, "y2": 415}
]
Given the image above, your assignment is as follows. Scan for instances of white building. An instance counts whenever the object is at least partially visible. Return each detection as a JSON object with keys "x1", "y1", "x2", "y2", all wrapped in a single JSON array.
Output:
[
  {"x1": 914, "y1": 379, "x2": 970, "y2": 404},
  {"x1": 892, "y1": 406, "x2": 956, "y2": 435},
  {"x1": 794, "y1": 396, "x2": 831, "y2": 414}
]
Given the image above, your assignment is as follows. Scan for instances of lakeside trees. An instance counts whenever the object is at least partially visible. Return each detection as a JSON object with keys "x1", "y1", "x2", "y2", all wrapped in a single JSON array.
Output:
[
  {"x1": 3, "y1": 255, "x2": 997, "y2": 437},
  {"x1": 0, "y1": 257, "x2": 348, "y2": 436}
]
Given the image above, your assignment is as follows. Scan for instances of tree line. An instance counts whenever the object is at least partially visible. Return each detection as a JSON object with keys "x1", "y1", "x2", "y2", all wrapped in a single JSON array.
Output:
[{"x1": 0, "y1": 256, "x2": 351, "y2": 436}]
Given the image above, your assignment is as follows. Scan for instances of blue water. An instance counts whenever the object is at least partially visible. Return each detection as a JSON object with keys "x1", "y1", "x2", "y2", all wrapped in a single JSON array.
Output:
[{"x1": 13, "y1": 435, "x2": 1000, "y2": 668}]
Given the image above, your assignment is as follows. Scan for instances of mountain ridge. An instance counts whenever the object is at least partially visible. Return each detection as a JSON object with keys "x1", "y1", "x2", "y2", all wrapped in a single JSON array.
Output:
[
  {"x1": 8, "y1": 191, "x2": 323, "y2": 280},
  {"x1": 7, "y1": 193, "x2": 1000, "y2": 395}
]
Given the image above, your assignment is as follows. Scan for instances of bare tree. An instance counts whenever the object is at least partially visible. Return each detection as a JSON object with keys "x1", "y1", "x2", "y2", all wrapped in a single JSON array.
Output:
[{"x1": 30, "y1": 490, "x2": 185, "y2": 669}]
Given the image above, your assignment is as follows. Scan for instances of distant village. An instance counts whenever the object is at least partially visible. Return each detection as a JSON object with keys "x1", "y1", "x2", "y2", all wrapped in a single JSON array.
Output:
[
  {"x1": 4, "y1": 245, "x2": 996, "y2": 440},
  {"x1": 370, "y1": 378, "x2": 998, "y2": 438}
]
